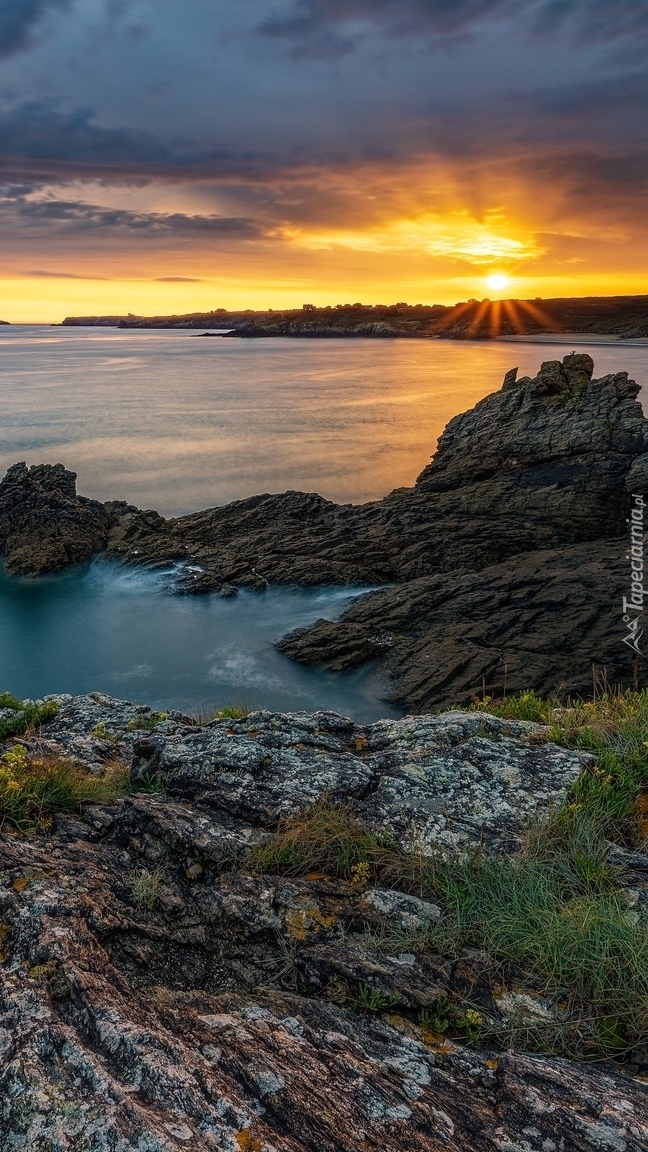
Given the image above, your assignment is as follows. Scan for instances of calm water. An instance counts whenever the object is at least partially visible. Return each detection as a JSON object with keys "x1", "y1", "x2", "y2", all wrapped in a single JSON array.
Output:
[
  {"x1": 1, "y1": 327, "x2": 647, "y2": 715},
  {"x1": 2, "y1": 326, "x2": 646, "y2": 515},
  {"x1": 0, "y1": 559, "x2": 400, "y2": 721}
]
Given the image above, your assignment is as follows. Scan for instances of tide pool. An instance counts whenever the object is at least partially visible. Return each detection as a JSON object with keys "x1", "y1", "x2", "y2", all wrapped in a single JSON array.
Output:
[{"x1": 0, "y1": 558, "x2": 400, "y2": 722}]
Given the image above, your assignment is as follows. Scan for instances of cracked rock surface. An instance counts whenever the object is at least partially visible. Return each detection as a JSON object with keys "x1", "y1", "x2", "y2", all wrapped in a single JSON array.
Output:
[{"x1": 3, "y1": 695, "x2": 648, "y2": 1150}]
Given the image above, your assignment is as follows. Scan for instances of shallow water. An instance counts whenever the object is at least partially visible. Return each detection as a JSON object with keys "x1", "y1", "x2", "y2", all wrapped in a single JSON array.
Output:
[
  {"x1": 0, "y1": 558, "x2": 399, "y2": 722},
  {"x1": 2, "y1": 326, "x2": 646, "y2": 516}
]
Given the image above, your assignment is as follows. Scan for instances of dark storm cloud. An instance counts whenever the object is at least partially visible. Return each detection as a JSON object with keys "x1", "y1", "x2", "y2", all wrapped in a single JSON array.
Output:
[
  {"x1": 0, "y1": 99, "x2": 172, "y2": 165},
  {"x1": 259, "y1": 0, "x2": 518, "y2": 55},
  {"x1": 0, "y1": 0, "x2": 71, "y2": 58},
  {"x1": 0, "y1": 100, "x2": 289, "y2": 183},
  {"x1": 531, "y1": 0, "x2": 648, "y2": 41},
  {"x1": 0, "y1": 193, "x2": 264, "y2": 239}
]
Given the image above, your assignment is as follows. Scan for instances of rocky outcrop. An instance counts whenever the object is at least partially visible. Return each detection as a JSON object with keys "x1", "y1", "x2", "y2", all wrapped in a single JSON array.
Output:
[
  {"x1": 3, "y1": 693, "x2": 648, "y2": 1150},
  {"x1": 103, "y1": 354, "x2": 647, "y2": 584},
  {"x1": 278, "y1": 542, "x2": 633, "y2": 708},
  {"x1": 2, "y1": 355, "x2": 647, "y2": 705},
  {"x1": 0, "y1": 462, "x2": 113, "y2": 576}
]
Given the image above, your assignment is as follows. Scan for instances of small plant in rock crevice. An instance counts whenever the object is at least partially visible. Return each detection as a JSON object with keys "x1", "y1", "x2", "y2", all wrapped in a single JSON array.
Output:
[
  {"x1": 0, "y1": 745, "x2": 129, "y2": 833},
  {"x1": 127, "y1": 866, "x2": 164, "y2": 910},
  {"x1": 125, "y1": 712, "x2": 169, "y2": 732},
  {"x1": 351, "y1": 983, "x2": 400, "y2": 1013},
  {"x1": 0, "y1": 694, "x2": 59, "y2": 741},
  {"x1": 90, "y1": 721, "x2": 121, "y2": 744}
]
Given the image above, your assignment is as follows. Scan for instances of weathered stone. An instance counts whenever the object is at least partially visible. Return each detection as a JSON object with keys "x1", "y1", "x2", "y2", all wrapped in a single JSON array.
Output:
[
  {"x1": 33, "y1": 695, "x2": 590, "y2": 853},
  {"x1": 1, "y1": 694, "x2": 647, "y2": 1150},
  {"x1": 278, "y1": 541, "x2": 634, "y2": 708},
  {"x1": 0, "y1": 462, "x2": 110, "y2": 575}
]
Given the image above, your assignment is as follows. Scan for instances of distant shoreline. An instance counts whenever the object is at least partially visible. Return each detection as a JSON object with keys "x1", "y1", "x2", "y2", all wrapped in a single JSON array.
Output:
[
  {"x1": 60, "y1": 293, "x2": 648, "y2": 341},
  {"x1": 497, "y1": 332, "x2": 648, "y2": 346}
]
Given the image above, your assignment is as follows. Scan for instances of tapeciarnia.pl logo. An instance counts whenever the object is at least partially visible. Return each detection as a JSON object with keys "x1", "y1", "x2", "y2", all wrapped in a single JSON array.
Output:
[{"x1": 623, "y1": 493, "x2": 645, "y2": 655}]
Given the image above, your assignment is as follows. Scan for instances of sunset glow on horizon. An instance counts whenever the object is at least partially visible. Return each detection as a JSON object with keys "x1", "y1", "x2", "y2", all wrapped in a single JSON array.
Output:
[{"x1": 0, "y1": 2, "x2": 647, "y2": 322}]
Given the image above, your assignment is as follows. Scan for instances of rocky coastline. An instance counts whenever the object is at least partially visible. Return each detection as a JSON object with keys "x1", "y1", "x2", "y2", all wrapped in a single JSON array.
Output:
[
  {"x1": 4, "y1": 355, "x2": 648, "y2": 1147},
  {"x1": 1, "y1": 352, "x2": 646, "y2": 709},
  {"x1": 3, "y1": 691, "x2": 648, "y2": 1149}
]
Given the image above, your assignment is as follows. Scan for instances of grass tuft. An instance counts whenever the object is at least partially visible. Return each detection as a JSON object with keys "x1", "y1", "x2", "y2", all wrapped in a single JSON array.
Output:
[
  {"x1": 127, "y1": 866, "x2": 164, "y2": 909},
  {"x1": 0, "y1": 695, "x2": 59, "y2": 741},
  {"x1": 0, "y1": 744, "x2": 130, "y2": 833},
  {"x1": 248, "y1": 798, "x2": 399, "y2": 880}
]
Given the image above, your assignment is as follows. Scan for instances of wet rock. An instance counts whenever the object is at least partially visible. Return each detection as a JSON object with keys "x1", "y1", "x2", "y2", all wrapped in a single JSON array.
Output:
[{"x1": 278, "y1": 541, "x2": 634, "y2": 708}]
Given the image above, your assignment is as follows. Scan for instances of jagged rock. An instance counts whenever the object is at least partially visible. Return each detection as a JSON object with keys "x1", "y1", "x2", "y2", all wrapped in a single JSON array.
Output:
[
  {"x1": 0, "y1": 462, "x2": 110, "y2": 575},
  {"x1": 99, "y1": 356, "x2": 647, "y2": 593},
  {"x1": 278, "y1": 540, "x2": 634, "y2": 708},
  {"x1": 1, "y1": 694, "x2": 648, "y2": 1150}
]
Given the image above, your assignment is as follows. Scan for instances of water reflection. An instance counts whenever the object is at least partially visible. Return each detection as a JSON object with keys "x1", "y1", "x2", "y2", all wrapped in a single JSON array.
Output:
[{"x1": 1, "y1": 326, "x2": 645, "y2": 516}]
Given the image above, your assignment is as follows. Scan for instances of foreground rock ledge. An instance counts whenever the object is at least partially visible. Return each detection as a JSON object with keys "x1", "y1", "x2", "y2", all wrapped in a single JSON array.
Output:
[
  {"x1": 2, "y1": 694, "x2": 648, "y2": 1151},
  {"x1": 1, "y1": 354, "x2": 646, "y2": 708}
]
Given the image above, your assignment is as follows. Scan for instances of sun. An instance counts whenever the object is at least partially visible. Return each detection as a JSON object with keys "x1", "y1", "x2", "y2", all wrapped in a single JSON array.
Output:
[{"x1": 485, "y1": 273, "x2": 511, "y2": 293}]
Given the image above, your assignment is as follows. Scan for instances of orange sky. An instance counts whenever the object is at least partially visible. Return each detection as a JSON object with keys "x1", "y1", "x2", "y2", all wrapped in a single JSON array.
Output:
[{"x1": 0, "y1": 2, "x2": 646, "y2": 321}]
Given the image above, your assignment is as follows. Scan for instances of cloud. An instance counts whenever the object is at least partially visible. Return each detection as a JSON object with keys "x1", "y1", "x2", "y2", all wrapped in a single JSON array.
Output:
[
  {"x1": 0, "y1": 0, "x2": 71, "y2": 58},
  {"x1": 532, "y1": 0, "x2": 648, "y2": 42},
  {"x1": 24, "y1": 267, "x2": 105, "y2": 278},
  {"x1": 155, "y1": 275, "x2": 204, "y2": 282},
  {"x1": 259, "y1": 0, "x2": 648, "y2": 56},
  {"x1": 0, "y1": 193, "x2": 264, "y2": 240},
  {"x1": 0, "y1": 98, "x2": 301, "y2": 184}
]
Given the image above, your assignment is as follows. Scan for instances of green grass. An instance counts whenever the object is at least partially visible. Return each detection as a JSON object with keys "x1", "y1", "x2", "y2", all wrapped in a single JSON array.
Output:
[
  {"x1": 127, "y1": 866, "x2": 164, "y2": 909},
  {"x1": 465, "y1": 688, "x2": 648, "y2": 841},
  {"x1": 0, "y1": 694, "x2": 59, "y2": 741},
  {"x1": 247, "y1": 687, "x2": 648, "y2": 1060},
  {"x1": 0, "y1": 744, "x2": 130, "y2": 833},
  {"x1": 248, "y1": 799, "x2": 399, "y2": 879}
]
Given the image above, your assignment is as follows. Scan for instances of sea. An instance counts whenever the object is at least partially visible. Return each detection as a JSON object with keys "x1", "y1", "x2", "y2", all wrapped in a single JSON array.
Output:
[{"x1": 1, "y1": 325, "x2": 646, "y2": 720}]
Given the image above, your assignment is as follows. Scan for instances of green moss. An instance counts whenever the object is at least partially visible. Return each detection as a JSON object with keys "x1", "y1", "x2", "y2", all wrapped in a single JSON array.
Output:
[{"x1": 125, "y1": 712, "x2": 169, "y2": 731}]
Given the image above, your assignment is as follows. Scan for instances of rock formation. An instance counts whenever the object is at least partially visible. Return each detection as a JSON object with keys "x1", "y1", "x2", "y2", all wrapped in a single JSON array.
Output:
[
  {"x1": 1, "y1": 355, "x2": 647, "y2": 706},
  {"x1": 3, "y1": 693, "x2": 648, "y2": 1150},
  {"x1": 0, "y1": 462, "x2": 111, "y2": 576}
]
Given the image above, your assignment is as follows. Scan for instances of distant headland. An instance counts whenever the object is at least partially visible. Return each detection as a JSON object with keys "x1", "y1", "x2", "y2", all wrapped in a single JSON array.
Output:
[{"x1": 61, "y1": 293, "x2": 648, "y2": 340}]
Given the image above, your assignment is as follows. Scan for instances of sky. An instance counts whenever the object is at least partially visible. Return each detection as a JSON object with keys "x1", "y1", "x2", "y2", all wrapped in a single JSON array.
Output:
[{"x1": 0, "y1": 0, "x2": 647, "y2": 320}]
